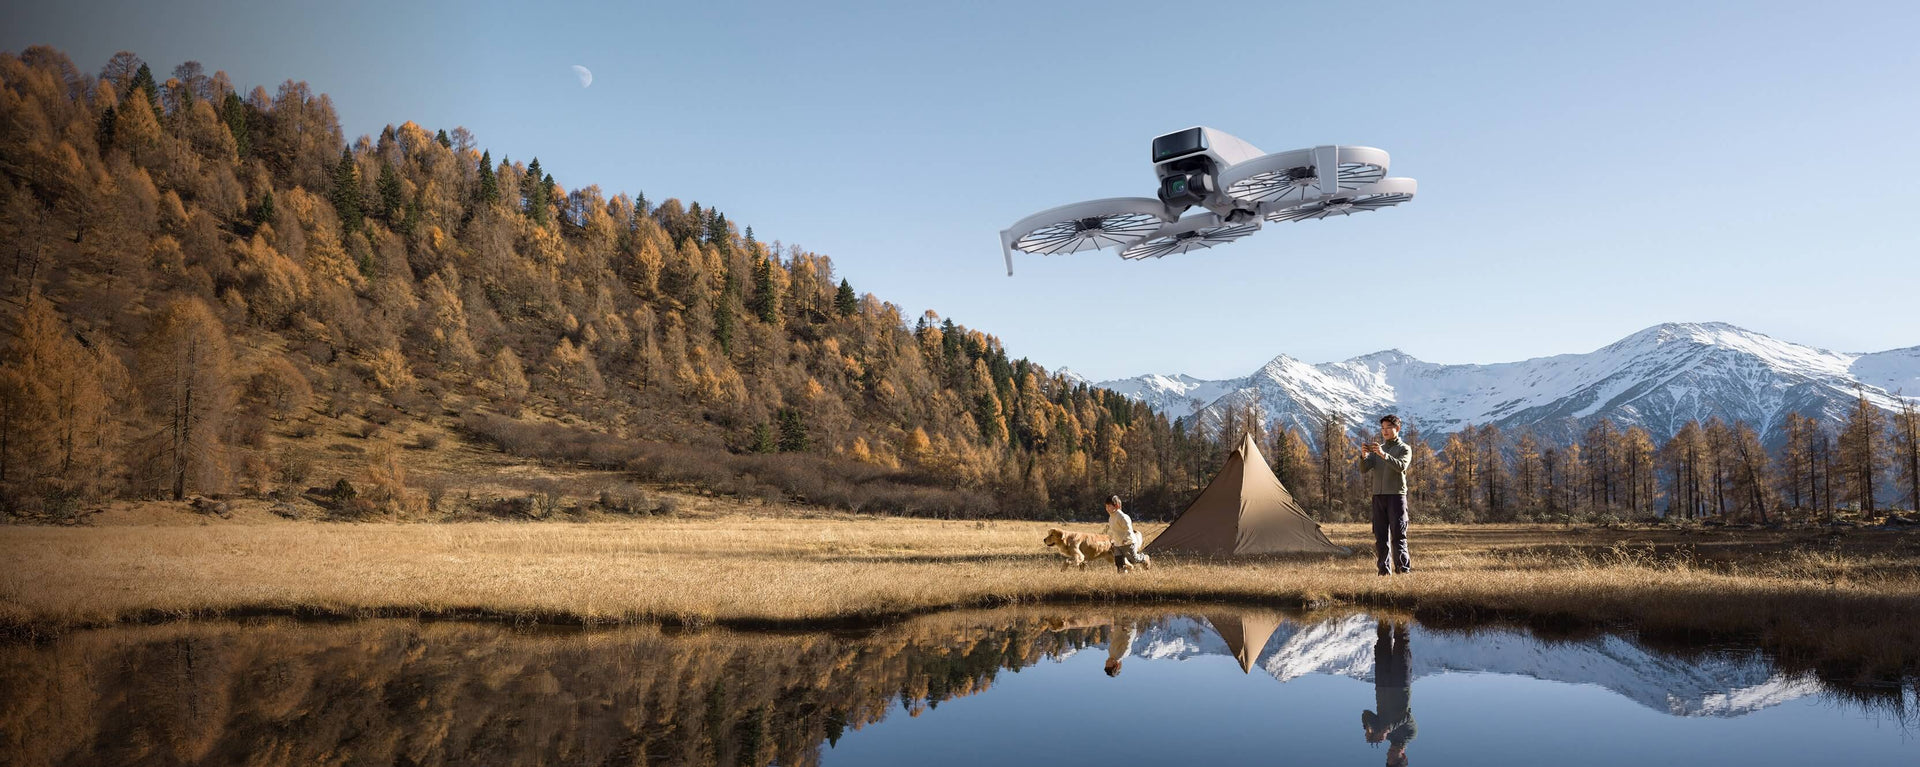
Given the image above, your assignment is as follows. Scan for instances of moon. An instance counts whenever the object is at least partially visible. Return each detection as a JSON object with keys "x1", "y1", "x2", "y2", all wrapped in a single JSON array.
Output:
[{"x1": 571, "y1": 65, "x2": 593, "y2": 88}]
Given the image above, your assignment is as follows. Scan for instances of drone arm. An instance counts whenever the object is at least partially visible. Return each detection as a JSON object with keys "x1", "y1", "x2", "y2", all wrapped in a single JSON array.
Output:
[
  {"x1": 1313, "y1": 145, "x2": 1340, "y2": 197},
  {"x1": 1000, "y1": 229, "x2": 1017, "y2": 276}
]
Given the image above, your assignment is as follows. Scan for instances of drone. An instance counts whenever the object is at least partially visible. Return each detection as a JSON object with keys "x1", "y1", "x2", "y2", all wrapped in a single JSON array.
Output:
[{"x1": 998, "y1": 127, "x2": 1416, "y2": 275}]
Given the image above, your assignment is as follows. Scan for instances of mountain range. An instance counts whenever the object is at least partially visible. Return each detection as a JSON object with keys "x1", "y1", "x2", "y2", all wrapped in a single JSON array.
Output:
[
  {"x1": 1125, "y1": 614, "x2": 1820, "y2": 717},
  {"x1": 1084, "y1": 322, "x2": 1918, "y2": 448}
]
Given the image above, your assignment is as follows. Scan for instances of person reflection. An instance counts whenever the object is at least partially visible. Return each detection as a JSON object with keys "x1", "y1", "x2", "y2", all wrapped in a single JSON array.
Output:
[
  {"x1": 1104, "y1": 619, "x2": 1135, "y2": 677},
  {"x1": 1362, "y1": 618, "x2": 1417, "y2": 766}
]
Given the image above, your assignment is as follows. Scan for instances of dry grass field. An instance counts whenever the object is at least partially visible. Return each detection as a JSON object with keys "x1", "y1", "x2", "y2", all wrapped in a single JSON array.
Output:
[{"x1": 5, "y1": 504, "x2": 1920, "y2": 682}]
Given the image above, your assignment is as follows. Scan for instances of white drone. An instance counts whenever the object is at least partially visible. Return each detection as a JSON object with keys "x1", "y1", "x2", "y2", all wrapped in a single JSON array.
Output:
[{"x1": 999, "y1": 127, "x2": 1416, "y2": 275}]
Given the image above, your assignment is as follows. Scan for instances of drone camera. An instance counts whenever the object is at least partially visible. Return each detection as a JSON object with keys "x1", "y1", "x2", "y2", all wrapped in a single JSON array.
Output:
[{"x1": 1158, "y1": 170, "x2": 1213, "y2": 207}]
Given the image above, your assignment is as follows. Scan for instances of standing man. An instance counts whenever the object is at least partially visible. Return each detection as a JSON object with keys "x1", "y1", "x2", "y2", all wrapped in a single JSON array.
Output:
[{"x1": 1358, "y1": 414, "x2": 1413, "y2": 576}]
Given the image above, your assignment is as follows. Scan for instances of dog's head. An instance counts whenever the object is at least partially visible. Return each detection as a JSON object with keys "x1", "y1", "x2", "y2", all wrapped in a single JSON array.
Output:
[{"x1": 1042, "y1": 527, "x2": 1065, "y2": 547}]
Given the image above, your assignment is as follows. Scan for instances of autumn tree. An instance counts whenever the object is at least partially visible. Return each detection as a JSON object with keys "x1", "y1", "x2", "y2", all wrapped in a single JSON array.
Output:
[
  {"x1": 1621, "y1": 426, "x2": 1657, "y2": 515},
  {"x1": 1838, "y1": 390, "x2": 1887, "y2": 516},
  {"x1": 1893, "y1": 399, "x2": 1920, "y2": 512},
  {"x1": 135, "y1": 297, "x2": 235, "y2": 500},
  {"x1": 0, "y1": 296, "x2": 121, "y2": 512}
]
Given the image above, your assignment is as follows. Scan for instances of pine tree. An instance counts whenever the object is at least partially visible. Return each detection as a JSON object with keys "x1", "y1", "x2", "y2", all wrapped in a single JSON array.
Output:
[
  {"x1": 220, "y1": 91, "x2": 250, "y2": 156},
  {"x1": 521, "y1": 158, "x2": 550, "y2": 224},
  {"x1": 96, "y1": 104, "x2": 117, "y2": 150},
  {"x1": 331, "y1": 148, "x2": 362, "y2": 233},
  {"x1": 475, "y1": 149, "x2": 498, "y2": 207},
  {"x1": 750, "y1": 422, "x2": 777, "y2": 453},
  {"x1": 750, "y1": 257, "x2": 778, "y2": 323},
  {"x1": 250, "y1": 188, "x2": 275, "y2": 227},
  {"x1": 777, "y1": 408, "x2": 808, "y2": 452},
  {"x1": 376, "y1": 161, "x2": 403, "y2": 221},
  {"x1": 835, "y1": 278, "x2": 858, "y2": 317},
  {"x1": 129, "y1": 62, "x2": 159, "y2": 112},
  {"x1": 705, "y1": 211, "x2": 729, "y2": 251},
  {"x1": 435, "y1": 128, "x2": 451, "y2": 148}
]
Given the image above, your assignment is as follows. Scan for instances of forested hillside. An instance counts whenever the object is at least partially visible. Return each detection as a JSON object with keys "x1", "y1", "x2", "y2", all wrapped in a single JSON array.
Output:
[
  {"x1": 5, "y1": 47, "x2": 1916, "y2": 526},
  {"x1": 0, "y1": 46, "x2": 1219, "y2": 521}
]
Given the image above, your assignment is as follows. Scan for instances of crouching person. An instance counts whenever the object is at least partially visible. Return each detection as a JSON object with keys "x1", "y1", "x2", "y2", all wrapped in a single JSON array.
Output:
[{"x1": 1106, "y1": 495, "x2": 1152, "y2": 572}]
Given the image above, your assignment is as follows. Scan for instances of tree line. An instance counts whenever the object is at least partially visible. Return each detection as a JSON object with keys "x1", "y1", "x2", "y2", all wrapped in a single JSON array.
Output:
[{"x1": 1228, "y1": 392, "x2": 1919, "y2": 523}]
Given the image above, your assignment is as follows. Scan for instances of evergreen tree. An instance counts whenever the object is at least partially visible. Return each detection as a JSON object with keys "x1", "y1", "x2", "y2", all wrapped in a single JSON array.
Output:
[
  {"x1": 713, "y1": 293, "x2": 734, "y2": 354},
  {"x1": 706, "y1": 211, "x2": 729, "y2": 251},
  {"x1": 750, "y1": 422, "x2": 777, "y2": 454},
  {"x1": 435, "y1": 128, "x2": 452, "y2": 148},
  {"x1": 744, "y1": 225, "x2": 755, "y2": 247},
  {"x1": 252, "y1": 188, "x2": 275, "y2": 227},
  {"x1": 521, "y1": 158, "x2": 550, "y2": 224},
  {"x1": 376, "y1": 161, "x2": 403, "y2": 221},
  {"x1": 750, "y1": 257, "x2": 778, "y2": 323},
  {"x1": 777, "y1": 408, "x2": 809, "y2": 452},
  {"x1": 331, "y1": 148, "x2": 362, "y2": 233},
  {"x1": 129, "y1": 62, "x2": 159, "y2": 112},
  {"x1": 96, "y1": 104, "x2": 117, "y2": 150},
  {"x1": 399, "y1": 190, "x2": 423, "y2": 238},
  {"x1": 220, "y1": 91, "x2": 250, "y2": 156},
  {"x1": 474, "y1": 149, "x2": 498, "y2": 207},
  {"x1": 835, "y1": 278, "x2": 858, "y2": 317}
]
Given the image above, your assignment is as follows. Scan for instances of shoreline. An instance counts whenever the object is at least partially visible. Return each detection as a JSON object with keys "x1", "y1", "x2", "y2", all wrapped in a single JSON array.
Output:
[{"x1": 4, "y1": 517, "x2": 1917, "y2": 682}]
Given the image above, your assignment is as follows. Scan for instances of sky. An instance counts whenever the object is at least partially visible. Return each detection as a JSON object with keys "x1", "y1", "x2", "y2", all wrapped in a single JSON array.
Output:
[{"x1": 6, "y1": 0, "x2": 1918, "y2": 380}]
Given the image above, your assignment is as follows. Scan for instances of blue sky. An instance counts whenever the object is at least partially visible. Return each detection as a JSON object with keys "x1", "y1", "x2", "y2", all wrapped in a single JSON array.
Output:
[{"x1": 6, "y1": 0, "x2": 1917, "y2": 380}]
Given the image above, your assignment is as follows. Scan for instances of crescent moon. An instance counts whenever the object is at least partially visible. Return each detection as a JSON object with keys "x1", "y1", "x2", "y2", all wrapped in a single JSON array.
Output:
[{"x1": 571, "y1": 65, "x2": 593, "y2": 88}]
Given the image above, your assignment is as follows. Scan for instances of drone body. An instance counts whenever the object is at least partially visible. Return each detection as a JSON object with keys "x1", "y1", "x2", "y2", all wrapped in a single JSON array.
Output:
[{"x1": 999, "y1": 127, "x2": 1416, "y2": 275}]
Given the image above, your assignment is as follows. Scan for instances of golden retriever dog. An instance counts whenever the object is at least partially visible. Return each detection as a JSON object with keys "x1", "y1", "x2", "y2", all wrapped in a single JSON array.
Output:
[
  {"x1": 1043, "y1": 527, "x2": 1114, "y2": 569},
  {"x1": 1043, "y1": 527, "x2": 1153, "y2": 571}
]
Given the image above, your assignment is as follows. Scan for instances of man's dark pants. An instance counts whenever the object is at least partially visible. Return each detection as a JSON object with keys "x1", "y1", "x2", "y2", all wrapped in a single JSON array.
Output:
[{"x1": 1371, "y1": 494, "x2": 1411, "y2": 575}]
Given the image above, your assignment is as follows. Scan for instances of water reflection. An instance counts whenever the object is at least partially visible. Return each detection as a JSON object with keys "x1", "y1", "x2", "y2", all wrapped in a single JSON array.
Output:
[
  {"x1": 0, "y1": 607, "x2": 1911, "y2": 767},
  {"x1": 1363, "y1": 619, "x2": 1417, "y2": 766}
]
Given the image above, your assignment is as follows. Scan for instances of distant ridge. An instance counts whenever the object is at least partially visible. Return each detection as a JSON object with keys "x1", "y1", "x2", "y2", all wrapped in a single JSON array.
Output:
[{"x1": 1096, "y1": 323, "x2": 1916, "y2": 447}]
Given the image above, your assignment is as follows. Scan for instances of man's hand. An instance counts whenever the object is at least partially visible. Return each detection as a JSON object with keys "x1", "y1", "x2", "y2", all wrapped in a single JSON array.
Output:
[{"x1": 1362, "y1": 441, "x2": 1380, "y2": 456}]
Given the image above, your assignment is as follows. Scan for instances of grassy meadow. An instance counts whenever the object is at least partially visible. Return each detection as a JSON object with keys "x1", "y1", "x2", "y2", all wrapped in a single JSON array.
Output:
[{"x1": 4, "y1": 506, "x2": 1918, "y2": 683}]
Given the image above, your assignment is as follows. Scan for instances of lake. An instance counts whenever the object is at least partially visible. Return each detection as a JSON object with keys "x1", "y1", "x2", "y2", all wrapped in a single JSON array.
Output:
[{"x1": 2, "y1": 606, "x2": 1912, "y2": 766}]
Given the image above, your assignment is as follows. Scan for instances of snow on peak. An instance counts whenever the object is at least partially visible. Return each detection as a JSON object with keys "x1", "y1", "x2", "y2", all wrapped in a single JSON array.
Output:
[{"x1": 1093, "y1": 323, "x2": 1915, "y2": 447}]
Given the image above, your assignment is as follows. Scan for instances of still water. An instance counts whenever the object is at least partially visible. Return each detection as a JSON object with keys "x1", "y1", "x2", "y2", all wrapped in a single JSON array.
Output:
[{"x1": 2, "y1": 607, "x2": 1912, "y2": 766}]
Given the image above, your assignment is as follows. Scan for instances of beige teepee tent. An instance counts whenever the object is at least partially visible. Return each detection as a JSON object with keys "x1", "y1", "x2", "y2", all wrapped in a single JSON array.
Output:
[
  {"x1": 1202, "y1": 609, "x2": 1289, "y2": 673},
  {"x1": 1145, "y1": 432, "x2": 1348, "y2": 556}
]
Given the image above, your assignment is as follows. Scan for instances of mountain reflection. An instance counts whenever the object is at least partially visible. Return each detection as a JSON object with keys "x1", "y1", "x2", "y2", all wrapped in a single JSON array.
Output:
[{"x1": 0, "y1": 607, "x2": 1900, "y2": 767}]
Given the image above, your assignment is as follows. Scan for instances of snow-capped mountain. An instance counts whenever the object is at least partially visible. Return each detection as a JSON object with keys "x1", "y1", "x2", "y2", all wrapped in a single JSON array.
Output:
[
  {"x1": 1094, "y1": 322, "x2": 1916, "y2": 448},
  {"x1": 1126, "y1": 614, "x2": 1820, "y2": 717}
]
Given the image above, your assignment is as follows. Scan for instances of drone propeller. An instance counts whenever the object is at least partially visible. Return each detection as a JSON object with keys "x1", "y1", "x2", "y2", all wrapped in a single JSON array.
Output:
[
  {"x1": 1218, "y1": 145, "x2": 1391, "y2": 209},
  {"x1": 999, "y1": 197, "x2": 1174, "y2": 275},
  {"x1": 1118, "y1": 213, "x2": 1262, "y2": 260},
  {"x1": 1260, "y1": 178, "x2": 1416, "y2": 222}
]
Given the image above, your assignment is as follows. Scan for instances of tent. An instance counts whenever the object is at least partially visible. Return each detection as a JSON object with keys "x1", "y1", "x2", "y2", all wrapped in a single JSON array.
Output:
[
  {"x1": 1202, "y1": 610, "x2": 1288, "y2": 673},
  {"x1": 1145, "y1": 432, "x2": 1349, "y2": 556}
]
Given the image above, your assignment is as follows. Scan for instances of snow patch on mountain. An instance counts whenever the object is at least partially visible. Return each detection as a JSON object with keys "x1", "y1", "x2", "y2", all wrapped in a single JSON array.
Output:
[
  {"x1": 1093, "y1": 322, "x2": 1918, "y2": 447},
  {"x1": 1119, "y1": 613, "x2": 1820, "y2": 718}
]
